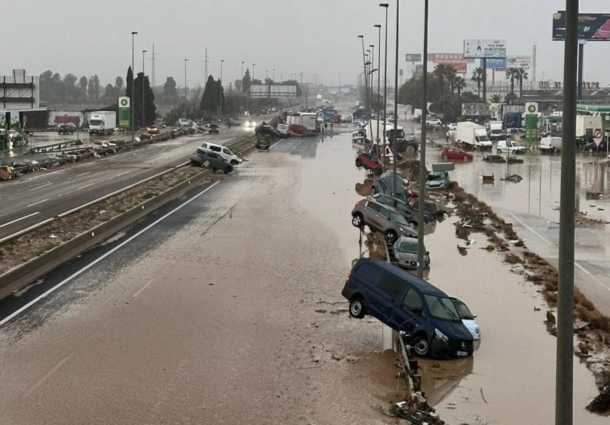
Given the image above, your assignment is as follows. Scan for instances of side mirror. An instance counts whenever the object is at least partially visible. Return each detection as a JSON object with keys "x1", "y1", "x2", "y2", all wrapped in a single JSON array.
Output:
[
  {"x1": 412, "y1": 307, "x2": 423, "y2": 316},
  {"x1": 473, "y1": 314, "x2": 478, "y2": 318},
  {"x1": 425, "y1": 251, "x2": 430, "y2": 255}
]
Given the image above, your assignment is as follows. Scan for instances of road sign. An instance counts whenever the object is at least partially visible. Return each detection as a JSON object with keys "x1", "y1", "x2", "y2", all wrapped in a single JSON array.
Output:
[
  {"x1": 526, "y1": 102, "x2": 539, "y2": 114},
  {"x1": 593, "y1": 130, "x2": 603, "y2": 146},
  {"x1": 405, "y1": 53, "x2": 422, "y2": 62},
  {"x1": 118, "y1": 96, "x2": 130, "y2": 128}
]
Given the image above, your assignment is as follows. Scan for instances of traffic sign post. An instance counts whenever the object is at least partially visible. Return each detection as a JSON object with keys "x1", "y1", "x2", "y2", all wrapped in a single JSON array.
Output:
[{"x1": 593, "y1": 130, "x2": 603, "y2": 146}]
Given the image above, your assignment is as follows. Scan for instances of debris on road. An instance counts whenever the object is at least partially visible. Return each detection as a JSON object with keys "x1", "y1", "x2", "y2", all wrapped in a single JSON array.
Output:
[{"x1": 502, "y1": 174, "x2": 523, "y2": 183}]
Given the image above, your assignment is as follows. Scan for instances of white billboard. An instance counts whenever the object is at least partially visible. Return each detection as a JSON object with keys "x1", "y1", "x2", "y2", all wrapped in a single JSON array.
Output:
[
  {"x1": 507, "y1": 56, "x2": 532, "y2": 69},
  {"x1": 464, "y1": 39, "x2": 507, "y2": 58}
]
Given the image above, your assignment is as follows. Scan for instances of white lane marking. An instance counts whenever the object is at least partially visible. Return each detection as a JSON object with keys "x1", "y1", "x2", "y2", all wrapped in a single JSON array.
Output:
[
  {"x1": 0, "y1": 212, "x2": 41, "y2": 228},
  {"x1": 78, "y1": 183, "x2": 95, "y2": 190},
  {"x1": 510, "y1": 213, "x2": 610, "y2": 292},
  {"x1": 270, "y1": 139, "x2": 284, "y2": 150},
  {"x1": 28, "y1": 182, "x2": 52, "y2": 192},
  {"x1": 115, "y1": 171, "x2": 129, "y2": 178},
  {"x1": 23, "y1": 356, "x2": 71, "y2": 399},
  {"x1": 78, "y1": 172, "x2": 91, "y2": 177},
  {"x1": 27, "y1": 199, "x2": 49, "y2": 208},
  {"x1": 0, "y1": 181, "x2": 221, "y2": 327},
  {"x1": 132, "y1": 277, "x2": 157, "y2": 298}
]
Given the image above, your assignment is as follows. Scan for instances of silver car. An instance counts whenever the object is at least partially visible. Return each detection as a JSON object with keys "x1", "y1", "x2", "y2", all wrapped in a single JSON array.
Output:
[
  {"x1": 393, "y1": 236, "x2": 430, "y2": 270},
  {"x1": 351, "y1": 199, "x2": 417, "y2": 243}
]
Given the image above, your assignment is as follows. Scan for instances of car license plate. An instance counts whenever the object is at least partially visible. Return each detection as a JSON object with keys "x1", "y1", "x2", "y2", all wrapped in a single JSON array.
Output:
[{"x1": 457, "y1": 351, "x2": 468, "y2": 357}]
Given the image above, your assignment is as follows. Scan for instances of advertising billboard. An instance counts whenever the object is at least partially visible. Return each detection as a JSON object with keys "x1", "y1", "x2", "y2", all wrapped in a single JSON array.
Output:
[
  {"x1": 553, "y1": 12, "x2": 610, "y2": 41},
  {"x1": 427, "y1": 53, "x2": 467, "y2": 74},
  {"x1": 250, "y1": 85, "x2": 298, "y2": 98},
  {"x1": 405, "y1": 53, "x2": 422, "y2": 62},
  {"x1": 462, "y1": 103, "x2": 490, "y2": 117},
  {"x1": 507, "y1": 56, "x2": 532, "y2": 69},
  {"x1": 481, "y1": 58, "x2": 507, "y2": 69},
  {"x1": 463, "y1": 39, "x2": 507, "y2": 58}
]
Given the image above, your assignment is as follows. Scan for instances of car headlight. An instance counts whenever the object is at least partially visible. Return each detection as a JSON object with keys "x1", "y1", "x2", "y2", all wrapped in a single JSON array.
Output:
[
  {"x1": 475, "y1": 327, "x2": 480, "y2": 335},
  {"x1": 435, "y1": 328, "x2": 449, "y2": 344}
]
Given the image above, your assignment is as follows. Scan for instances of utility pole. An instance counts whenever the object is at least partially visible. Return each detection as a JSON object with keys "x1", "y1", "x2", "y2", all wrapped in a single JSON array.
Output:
[
  {"x1": 131, "y1": 31, "x2": 138, "y2": 143},
  {"x1": 151, "y1": 44, "x2": 157, "y2": 88},
  {"x1": 532, "y1": 44, "x2": 537, "y2": 82},
  {"x1": 204, "y1": 47, "x2": 210, "y2": 83},
  {"x1": 375, "y1": 24, "x2": 382, "y2": 147},
  {"x1": 556, "y1": 1, "x2": 578, "y2": 424},
  {"x1": 220, "y1": 59, "x2": 224, "y2": 116},
  {"x1": 392, "y1": 0, "x2": 400, "y2": 198},
  {"x1": 380, "y1": 3, "x2": 389, "y2": 167},
  {"x1": 417, "y1": 0, "x2": 429, "y2": 279},
  {"x1": 142, "y1": 49, "x2": 147, "y2": 128},
  {"x1": 184, "y1": 59, "x2": 189, "y2": 119}
]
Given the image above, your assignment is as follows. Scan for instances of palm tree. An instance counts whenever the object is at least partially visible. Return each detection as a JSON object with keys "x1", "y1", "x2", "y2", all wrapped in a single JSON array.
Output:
[
  {"x1": 490, "y1": 94, "x2": 503, "y2": 103},
  {"x1": 433, "y1": 64, "x2": 449, "y2": 95},
  {"x1": 516, "y1": 68, "x2": 529, "y2": 98},
  {"x1": 471, "y1": 67, "x2": 485, "y2": 97},
  {"x1": 454, "y1": 76, "x2": 466, "y2": 98},
  {"x1": 505, "y1": 67, "x2": 518, "y2": 95}
]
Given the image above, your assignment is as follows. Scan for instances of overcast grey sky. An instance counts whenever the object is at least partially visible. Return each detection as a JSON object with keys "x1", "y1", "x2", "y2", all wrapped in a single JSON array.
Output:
[{"x1": 4, "y1": 0, "x2": 609, "y2": 88}]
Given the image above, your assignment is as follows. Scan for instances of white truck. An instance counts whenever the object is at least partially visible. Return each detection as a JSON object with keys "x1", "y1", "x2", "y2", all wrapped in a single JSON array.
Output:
[
  {"x1": 487, "y1": 121, "x2": 504, "y2": 140},
  {"x1": 88, "y1": 111, "x2": 116, "y2": 136},
  {"x1": 456, "y1": 122, "x2": 492, "y2": 149},
  {"x1": 576, "y1": 116, "x2": 603, "y2": 141},
  {"x1": 287, "y1": 113, "x2": 317, "y2": 131}
]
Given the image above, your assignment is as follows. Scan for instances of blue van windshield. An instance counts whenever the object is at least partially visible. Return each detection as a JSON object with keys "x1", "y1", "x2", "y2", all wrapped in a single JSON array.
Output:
[{"x1": 424, "y1": 295, "x2": 461, "y2": 322}]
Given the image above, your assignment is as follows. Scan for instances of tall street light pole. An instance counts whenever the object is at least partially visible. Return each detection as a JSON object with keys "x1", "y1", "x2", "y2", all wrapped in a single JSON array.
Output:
[
  {"x1": 241, "y1": 61, "x2": 245, "y2": 80},
  {"x1": 556, "y1": 1, "x2": 578, "y2": 424},
  {"x1": 131, "y1": 31, "x2": 138, "y2": 143},
  {"x1": 374, "y1": 24, "x2": 382, "y2": 149},
  {"x1": 417, "y1": 0, "x2": 429, "y2": 279},
  {"x1": 391, "y1": 0, "x2": 399, "y2": 199},
  {"x1": 220, "y1": 59, "x2": 224, "y2": 116},
  {"x1": 369, "y1": 44, "x2": 375, "y2": 121},
  {"x1": 184, "y1": 59, "x2": 189, "y2": 119},
  {"x1": 359, "y1": 35, "x2": 373, "y2": 146},
  {"x1": 380, "y1": 3, "x2": 389, "y2": 166},
  {"x1": 252, "y1": 63, "x2": 256, "y2": 81},
  {"x1": 273, "y1": 68, "x2": 275, "y2": 82},
  {"x1": 142, "y1": 49, "x2": 147, "y2": 128}
]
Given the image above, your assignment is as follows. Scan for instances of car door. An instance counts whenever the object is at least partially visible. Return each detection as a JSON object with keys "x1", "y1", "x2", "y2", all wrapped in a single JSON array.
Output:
[
  {"x1": 376, "y1": 205, "x2": 392, "y2": 230},
  {"x1": 389, "y1": 288, "x2": 427, "y2": 334},
  {"x1": 364, "y1": 201, "x2": 383, "y2": 229}
]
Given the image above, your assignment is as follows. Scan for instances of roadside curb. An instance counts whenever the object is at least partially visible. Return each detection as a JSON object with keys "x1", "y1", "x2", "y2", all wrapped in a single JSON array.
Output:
[{"x1": 0, "y1": 168, "x2": 212, "y2": 301}]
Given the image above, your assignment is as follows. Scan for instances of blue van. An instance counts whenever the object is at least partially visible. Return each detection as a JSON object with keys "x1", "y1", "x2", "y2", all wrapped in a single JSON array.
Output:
[{"x1": 342, "y1": 259, "x2": 474, "y2": 358}]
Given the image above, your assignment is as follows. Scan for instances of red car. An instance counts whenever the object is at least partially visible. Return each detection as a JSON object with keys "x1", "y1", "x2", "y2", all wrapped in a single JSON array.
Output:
[
  {"x1": 440, "y1": 147, "x2": 473, "y2": 161},
  {"x1": 355, "y1": 153, "x2": 383, "y2": 174}
]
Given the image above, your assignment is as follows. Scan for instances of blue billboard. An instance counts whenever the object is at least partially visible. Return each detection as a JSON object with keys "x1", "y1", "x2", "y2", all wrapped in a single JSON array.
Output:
[{"x1": 481, "y1": 58, "x2": 507, "y2": 69}]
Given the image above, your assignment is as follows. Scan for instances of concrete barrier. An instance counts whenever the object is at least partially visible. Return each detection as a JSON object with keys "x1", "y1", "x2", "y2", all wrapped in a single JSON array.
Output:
[{"x1": 0, "y1": 169, "x2": 212, "y2": 301}]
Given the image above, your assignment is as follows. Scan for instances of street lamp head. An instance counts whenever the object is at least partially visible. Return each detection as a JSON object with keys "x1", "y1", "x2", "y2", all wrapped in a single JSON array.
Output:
[
  {"x1": 365, "y1": 61, "x2": 372, "y2": 66},
  {"x1": 379, "y1": 3, "x2": 389, "y2": 7},
  {"x1": 143, "y1": 50, "x2": 147, "y2": 53},
  {"x1": 369, "y1": 44, "x2": 375, "y2": 48},
  {"x1": 358, "y1": 35, "x2": 364, "y2": 39},
  {"x1": 221, "y1": 59, "x2": 225, "y2": 63},
  {"x1": 374, "y1": 24, "x2": 381, "y2": 28},
  {"x1": 132, "y1": 31, "x2": 138, "y2": 35}
]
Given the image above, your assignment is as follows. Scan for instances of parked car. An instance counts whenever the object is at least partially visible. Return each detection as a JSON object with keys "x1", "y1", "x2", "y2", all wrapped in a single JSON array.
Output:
[
  {"x1": 190, "y1": 148, "x2": 234, "y2": 174},
  {"x1": 58, "y1": 124, "x2": 75, "y2": 135},
  {"x1": 351, "y1": 199, "x2": 417, "y2": 242},
  {"x1": 372, "y1": 193, "x2": 420, "y2": 225},
  {"x1": 355, "y1": 153, "x2": 383, "y2": 175},
  {"x1": 200, "y1": 142, "x2": 242, "y2": 165},
  {"x1": 426, "y1": 171, "x2": 450, "y2": 190},
  {"x1": 341, "y1": 115, "x2": 353, "y2": 123},
  {"x1": 342, "y1": 259, "x2": 474, "y2": 358},
  {"x1": 426, "y1": 118, "x2": 442, "y2": 127},
  {"x1": 482, "y1": 154, "x2": 506, "y2": 163},
  {"x1": 539, "y1": 136, "x2": 561, "y2": 154},
  {"x1": 440, "y1": 147, "x2": 473, "y2": 161},
  {"x1": 393, "y1": 236, "x2": 430, "y2": 270},
  {"x1": 582, "y1": 139, "x2": 608, "y2": 153},
  {"x1": 371, "y1": 176, "x2": 406, "y2": 202},
  {"x1": 410, "y1": 198, "x2": 438, "y2": 222},
  {"x1": 448, "y1": 123, "x2": 457, "y2": 131},
  {"x1": 450, "y1": 297, "x2": 481, "y2": 341},
  {"x1": 497, "y1": 139, "x2": 526, "y2": 154}
]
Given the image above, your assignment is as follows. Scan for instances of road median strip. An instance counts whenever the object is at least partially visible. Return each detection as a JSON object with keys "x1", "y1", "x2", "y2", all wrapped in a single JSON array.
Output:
[{"x1": 0, "y1": 134, "x2": 258, "y2": 302}]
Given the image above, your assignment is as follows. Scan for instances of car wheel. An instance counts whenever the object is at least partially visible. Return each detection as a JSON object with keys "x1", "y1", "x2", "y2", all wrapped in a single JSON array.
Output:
[
  {"x1": 224, "y1": 166, "x2": 233, "y2": 174},
  {"x1": 355, "y1": 159, "x2": 362, "y2": 167},
  {"x1": 231, "y1": 160, "x2": 238, "y2": 165},
  {"x1": 497, "y1": 149, "x2": 502, "y2": 154},
  {"x1": 413, "y1": 335, "x2": 431, "y2": 357},
  {"x1": 408, "y1": 221, "x2": 417, "y2": 228},
  {"x1": 442, "y1": 155, "x2": 448, "y2": 160},
  {"x1": 352, "y1": 213, "x2": 364, "y2": 228},
  {"x1": 385, "y1": 230, "x2": 398, "y2": 244},
  {"x1": 463, "y1": 155, "x2": 469, "y2": 161},
  {"x1": 211, "y1": 167, "x2": 217, "y2": 172},
  {"x1": 349, "y1": 298, "x2": 366, "y2": 319},
  {"x1": 370, "y1": 186, "x2": 377, "y2": 195}
]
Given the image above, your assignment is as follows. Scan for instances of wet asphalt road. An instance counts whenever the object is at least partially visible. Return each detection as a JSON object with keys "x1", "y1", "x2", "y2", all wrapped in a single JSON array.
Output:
[
  {"x1": 0, "y1": 127, "x2": 254, "y2": 240},
  {"x1": 0, "y1": 123, "x2": 606, "y2": 424}
]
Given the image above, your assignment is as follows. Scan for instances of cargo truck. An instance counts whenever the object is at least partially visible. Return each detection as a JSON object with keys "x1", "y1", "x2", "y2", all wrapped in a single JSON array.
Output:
[
  {"x1": 88, "y1": 111, "x2": 116, "y2": 136},
  {"x1": 456, "y1": 122, "x2": 492, "y2": 149}
]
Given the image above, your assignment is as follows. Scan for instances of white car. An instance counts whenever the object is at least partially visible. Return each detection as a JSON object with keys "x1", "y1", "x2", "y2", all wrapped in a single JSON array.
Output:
[
  {"x1": 448, "y1": 123, "x2": 457, "y2": 131},
  {"x1": 426, "y1": 118, "x2": 442, "y2": 127},
  {"x1": 497, "y1": 139, "x2": 526, "y2": 154},
  {"x1": 451, "y1": 297, "x2": 481, "y2": 340},
  {"x1": 200, "y1": 142, "x2": 242, "y2": 165},
  {"x1": 244, "y1": 120, "x2": 257, "y2": 128}
]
